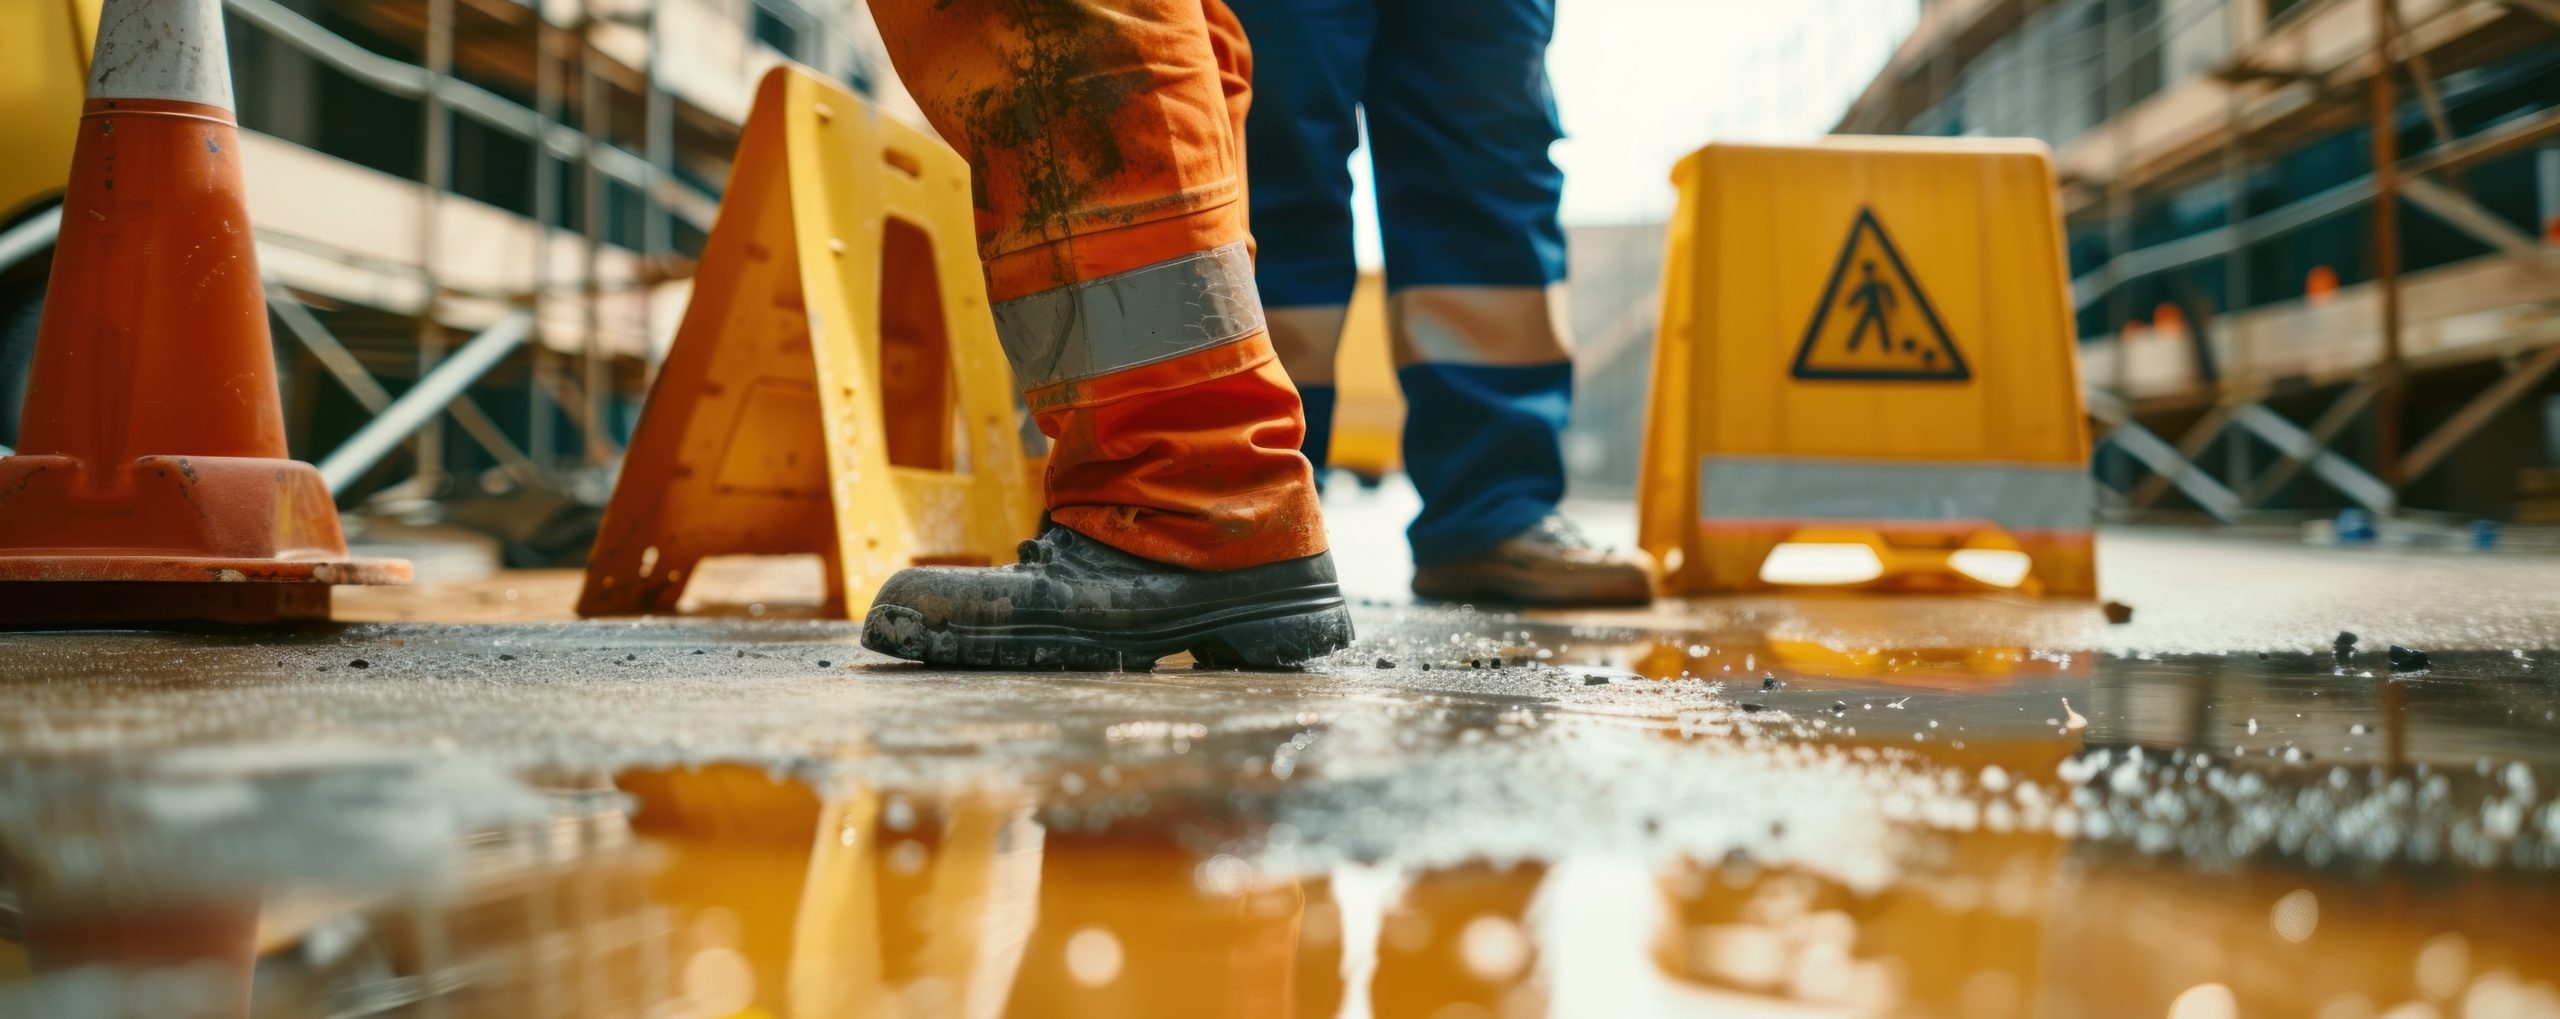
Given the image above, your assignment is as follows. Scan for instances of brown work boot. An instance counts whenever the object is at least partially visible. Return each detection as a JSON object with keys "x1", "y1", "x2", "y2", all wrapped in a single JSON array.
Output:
[{"x1": 1409, "y1": 515, "x2": 1654, "y2": 608}]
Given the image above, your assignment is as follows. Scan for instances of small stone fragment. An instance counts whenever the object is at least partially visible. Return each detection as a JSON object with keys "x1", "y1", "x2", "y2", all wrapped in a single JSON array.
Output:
[
  {"x1": 1374, "y1": 657, "x2": 1395, "y2": 669},
  {"x1": 348, "y1": 659, "x2": 369, "y2": 669},
  {"x1": 2102, "y1": 600, "x2": 2134, "y2": 624},
  {"x1": 2388, "y1": 644, "x2": 2431, "y2": 671},
  {"x1": 498, "y1": 653, "x2": 516, "y2": 661},
  {"x1": 1739, "y1": 702, "x2": 1768, "y2": 713},
  {"x1": 817, "y1": 660, "x2": 832, "y2": 668},
  {"x1": 1582, "y1": 673, "x2": 1609, "y2": 686}
]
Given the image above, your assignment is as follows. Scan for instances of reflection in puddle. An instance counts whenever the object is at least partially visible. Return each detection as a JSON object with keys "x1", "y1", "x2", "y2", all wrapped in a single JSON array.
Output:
[{"x1": 2, "y1": 599, "x2": 2557, "y2": 1017}]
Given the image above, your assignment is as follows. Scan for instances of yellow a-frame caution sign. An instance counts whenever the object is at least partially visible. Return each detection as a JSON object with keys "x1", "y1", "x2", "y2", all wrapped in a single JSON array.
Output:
[
  {"x1": 1638, "y1": 138, "x2": 2096, "y2": 599},
  {"x1": 578, "y1": 67, "x2": 1038, "y2": 618},
  {"x1": 1793, "y1": 209, "x2": 1970, "y2": 381}
]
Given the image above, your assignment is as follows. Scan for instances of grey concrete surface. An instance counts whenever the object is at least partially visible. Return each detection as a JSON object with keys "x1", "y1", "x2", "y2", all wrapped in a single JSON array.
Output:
[{"x1": 2, "y1": 509, "x2": 2558, "y2": 1016}]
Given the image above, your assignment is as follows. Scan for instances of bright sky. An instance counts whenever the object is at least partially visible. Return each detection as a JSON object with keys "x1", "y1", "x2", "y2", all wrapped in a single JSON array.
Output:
[{"x1": 1348, "y1": 0, "x2": 1919, "y2": 264}]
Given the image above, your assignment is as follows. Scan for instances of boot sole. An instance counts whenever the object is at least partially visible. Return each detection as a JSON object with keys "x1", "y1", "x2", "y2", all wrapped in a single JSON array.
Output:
[{"x1": 860, "y1": 592, "x2": 1355, "y2": 672}]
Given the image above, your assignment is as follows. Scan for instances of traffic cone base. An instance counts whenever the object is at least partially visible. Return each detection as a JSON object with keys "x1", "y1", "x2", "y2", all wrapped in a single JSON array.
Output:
[
  {"x1": 0, "y1": 0, "x2": 405, "y2": 626},
  {"x1": 0, "y1": 455, "x2": 404, "y2": 585}
]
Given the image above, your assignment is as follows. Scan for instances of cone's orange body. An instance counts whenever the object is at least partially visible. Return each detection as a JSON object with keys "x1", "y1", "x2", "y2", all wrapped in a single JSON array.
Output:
[
  {"x1": 0, "y1": 91, "x2": 406, "y2": 623},
  {"x1": 20, "y1": 100, "x2": 288, "y2": 463}
]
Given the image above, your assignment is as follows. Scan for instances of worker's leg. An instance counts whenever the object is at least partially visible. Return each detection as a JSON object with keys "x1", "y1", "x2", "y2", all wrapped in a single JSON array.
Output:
[
  {"x1": 859, "y1": 0, "x2": 1352, "y2": 668},
  {"x1": 1365, "y1": 0, "x2": 1648, "y2": 605},
  {"x1": 1224, "y1": 0, "x2": 1377, "y2": 475}
]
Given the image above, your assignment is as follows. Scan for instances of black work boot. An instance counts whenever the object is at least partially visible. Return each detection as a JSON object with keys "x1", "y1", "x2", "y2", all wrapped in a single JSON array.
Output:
[{"x1": 860, "y1": 527, "x2": 1355, "y2": 671}]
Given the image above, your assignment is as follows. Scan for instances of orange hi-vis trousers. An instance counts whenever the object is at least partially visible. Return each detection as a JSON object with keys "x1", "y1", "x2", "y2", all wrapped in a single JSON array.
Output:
[{"x1": 867, "y1": 0, "x2": 1327, "y2": 571}]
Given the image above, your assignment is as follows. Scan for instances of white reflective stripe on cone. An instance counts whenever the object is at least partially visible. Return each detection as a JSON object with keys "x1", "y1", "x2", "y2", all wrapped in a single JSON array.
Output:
[
  {"x1": 1389, "y1": 283, "x2": 1573, "y2": 367},
  {"x1": 87, "y1": 0, "x2": 238, "y2": 110},
  {"x1": 990, "y1": 241, "x2": 1265, "y2": 390},
  {"x1": 1699, "y1": 457, "x2": 2096, "y2": 534}
]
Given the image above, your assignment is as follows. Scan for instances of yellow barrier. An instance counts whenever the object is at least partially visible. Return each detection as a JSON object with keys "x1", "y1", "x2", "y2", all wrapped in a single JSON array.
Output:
[
  {"x1": 0, "y1": 0, "x2": 100, "y2": 224},
  {"x1": 580, "y1": 67, "x2": 1038, "y2": 619},
  {"x1": 1327, "y1": 272, "x2": 1404, "y2": 485},
  {"x1": 1639, "y1": 138, "x2": 2096, "y2": 598}
]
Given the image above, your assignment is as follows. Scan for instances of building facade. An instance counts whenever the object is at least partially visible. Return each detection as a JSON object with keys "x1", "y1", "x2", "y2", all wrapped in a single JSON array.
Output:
[{"x1": 1837, "y1": 0, "x2": 2560, "y2": 521}]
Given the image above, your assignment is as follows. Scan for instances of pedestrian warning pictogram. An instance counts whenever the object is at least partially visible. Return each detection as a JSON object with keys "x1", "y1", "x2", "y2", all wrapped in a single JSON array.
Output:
[{"x1": 1792, "y1": 209, "x2": 1969, "y2": 381}]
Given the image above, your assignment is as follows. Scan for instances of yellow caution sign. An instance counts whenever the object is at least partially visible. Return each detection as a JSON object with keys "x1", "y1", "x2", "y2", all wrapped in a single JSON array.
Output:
[
  {"x1": 579, "y1": 67, "x2": 1038, "y2": 619},
  {"x1": 1639, "y1": 139, "x2": 2096, "y2": 598},
  {"x1": 1328, "y1": 271, "x2": 1404, "y2": 484}
]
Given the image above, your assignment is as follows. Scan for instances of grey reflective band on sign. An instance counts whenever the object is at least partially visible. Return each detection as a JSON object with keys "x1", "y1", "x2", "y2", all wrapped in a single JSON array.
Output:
[
  {"x1": 990, "y1": 242, "x2": 1266, "y2": 390},
  {"x1": 1699, "y1": 458, "x2": 2095, "y2": 533},
  {"x1": 87, "y1": 0, "x2": 238, "y2": 109}
]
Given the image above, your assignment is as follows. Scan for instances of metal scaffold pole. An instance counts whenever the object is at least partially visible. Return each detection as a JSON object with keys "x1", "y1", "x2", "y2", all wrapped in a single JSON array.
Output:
[
  {"x1": 532, "y1": 10, "x2": 560, "y2": 473},
  {"x1": 2103, "y1": 0, "x2": 2135, "y2": 496},
  {"x1": 645, "y1": 5, "x2": 672, "y2": 269},
  {"x1": 2370, "y1": 0, "x2": 2406, "y2": 488},
  {"x1": 580, "y1": 0, "x2": 608, "y2": 468},
  {"x1": 644, "y1": 0, "x2": 674, "y2": 395},
  {"x1": 417, "y1": 0, "x2": 455, "y2": 493}
]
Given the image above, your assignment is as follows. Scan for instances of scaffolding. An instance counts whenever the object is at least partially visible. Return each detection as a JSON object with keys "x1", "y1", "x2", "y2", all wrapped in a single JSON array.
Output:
[
  {"x1": 1837, "y1": 0, "x2": 2560, "y2": 522},
  {"x1": 0, "y1": 0, "x2": 911, "y2": 507}
]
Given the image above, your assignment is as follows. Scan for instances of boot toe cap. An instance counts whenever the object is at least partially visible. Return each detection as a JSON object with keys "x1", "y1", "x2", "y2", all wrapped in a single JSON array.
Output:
[
  {"x1": 868, "y1": 563, "x2": 1048, "y2": 632},
  {"x1": 861, "y1": 602, "x2": 932, "y2": 660}
]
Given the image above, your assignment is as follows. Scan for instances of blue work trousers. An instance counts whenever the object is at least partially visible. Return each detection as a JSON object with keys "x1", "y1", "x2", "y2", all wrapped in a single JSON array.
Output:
[{"x1": 1229, "y1": 0, "x2": 1574, "y2": 567}]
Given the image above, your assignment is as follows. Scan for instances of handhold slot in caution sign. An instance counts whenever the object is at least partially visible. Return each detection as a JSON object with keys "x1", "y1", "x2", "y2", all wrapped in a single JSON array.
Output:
[
  {"x1": 879, "y1": 217, "x2": 958, "y2": 472},
  {"x1": 1792, "y1": 208, "x2": 1970, "y2": 382}
]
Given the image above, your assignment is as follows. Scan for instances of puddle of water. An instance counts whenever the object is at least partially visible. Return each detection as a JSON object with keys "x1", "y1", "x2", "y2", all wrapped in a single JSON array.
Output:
[{"x1": 1, "y1": 600, "x2": 2556, "y2": 1018}]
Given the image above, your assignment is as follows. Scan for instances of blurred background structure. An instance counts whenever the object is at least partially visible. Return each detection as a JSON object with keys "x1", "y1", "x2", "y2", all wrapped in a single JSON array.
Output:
[
  {"x1": 1568, "y1": 0, "x2": 2560, "y2": 527},
  {"x1": 1869, "y1": 0, "x2": 2560, "y2": 527},
  {"x1": 0, "y1": 0, "x2": 919, "y2": 567},
  {"x1": 7, "y1": 0, "x2": 2560, "y2": 566}
]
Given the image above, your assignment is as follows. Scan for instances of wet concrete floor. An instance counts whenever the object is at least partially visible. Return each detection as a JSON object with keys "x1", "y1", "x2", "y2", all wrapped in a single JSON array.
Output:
[{"x1": 1, "y1": 524, "x2": 2557, "y2": 1018}]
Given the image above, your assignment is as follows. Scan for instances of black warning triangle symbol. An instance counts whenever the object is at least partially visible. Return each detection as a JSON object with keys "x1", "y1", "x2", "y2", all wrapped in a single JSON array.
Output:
[{"x1": 1791, "y1": 208, "x2": 1970, "y2": 382}]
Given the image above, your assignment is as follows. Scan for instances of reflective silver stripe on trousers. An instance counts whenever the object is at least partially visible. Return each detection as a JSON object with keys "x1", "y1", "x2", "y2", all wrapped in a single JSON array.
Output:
[
  {"x1": 990, "y1": 241, "x2": 1266, "y2": 390},
  {"x1": 1700, "y1": 458, "x2": 2095, "y2": 533},
  {"x1": 1389, "y1": 283, "x2": 1574, "y2": 367}
]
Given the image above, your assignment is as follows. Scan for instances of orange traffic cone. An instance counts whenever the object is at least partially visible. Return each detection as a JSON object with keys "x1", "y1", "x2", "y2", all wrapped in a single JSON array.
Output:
[{"x1": 0, "y1": 0, "x2": 407, "y2": 626}]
